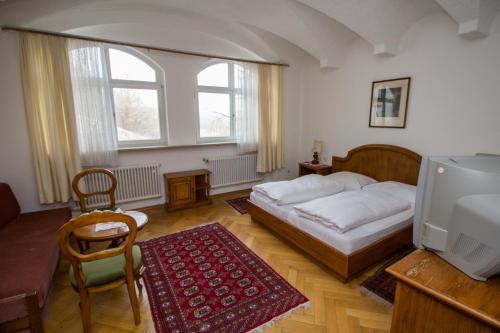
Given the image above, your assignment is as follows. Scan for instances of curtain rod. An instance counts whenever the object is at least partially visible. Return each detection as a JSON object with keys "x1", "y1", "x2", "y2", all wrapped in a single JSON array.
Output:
[{"x1": 1, "y1": 26, "x2": 290, "y2": 67}]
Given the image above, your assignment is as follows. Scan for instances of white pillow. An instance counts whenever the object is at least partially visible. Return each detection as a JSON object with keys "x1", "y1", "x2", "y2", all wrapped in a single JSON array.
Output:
[
  {"x1": 324, "y1": 171, "x2": 377, "y2": 190},
  {"x1": 253, "y1": 174, "x2": 345, "y2": 205},
  {"x1": 277, "y1": 181, "x2": 344, "y2": 205},
  {"x1": 363, "y1": 181, "x2": 417, "y2": 206}
]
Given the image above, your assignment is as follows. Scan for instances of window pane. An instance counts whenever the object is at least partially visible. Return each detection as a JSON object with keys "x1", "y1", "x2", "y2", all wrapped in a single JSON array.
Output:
[
  {"x1": 108, "y1": 48, "x2": 156, "y2": 82},
  {"x1": 113, "y1": 88, "x2": 161, "y2": 141},
  {"x1": 197, "y1": 63, "x2": 229, "y2": 87},
  {"x1": 198, "y1": 92, "x2": 231, "y2": 138}
]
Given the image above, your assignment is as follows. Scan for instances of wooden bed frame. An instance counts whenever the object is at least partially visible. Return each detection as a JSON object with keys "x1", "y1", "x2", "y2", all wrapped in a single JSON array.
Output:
[{"x1": 247, "y1": 144, "x2": 422, "y2": 282}]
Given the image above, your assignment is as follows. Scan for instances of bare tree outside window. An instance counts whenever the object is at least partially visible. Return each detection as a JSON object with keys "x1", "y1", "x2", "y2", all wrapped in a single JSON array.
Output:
[
  {"x1": 113, "y1": 88, "x2": 161, "y2": 140},
  {"x1": 106, "y1": 47, "x2": 166, "y2": 147},
  {"x1": 196, "y1": 63, "x2": 236, "y2": 142}
]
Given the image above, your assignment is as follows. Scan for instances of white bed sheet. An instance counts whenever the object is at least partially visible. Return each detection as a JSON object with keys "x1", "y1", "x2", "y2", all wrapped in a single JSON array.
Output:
[
  {"x1": 250, "y1": 192, "x2": 296, "y2": 221},
  {"x1": 250, "y1": 191, "x2": 413, "y2": 255},
  {"x1": 287, "y1": 209, "x2": 413, "y2": 255}
]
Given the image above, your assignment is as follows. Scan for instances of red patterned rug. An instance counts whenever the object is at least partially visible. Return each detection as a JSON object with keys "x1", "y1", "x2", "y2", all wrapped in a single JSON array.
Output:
[
  {"x1": 139, "y1": 223, "x2": 309, "y2": 333},
  {"x1": 225, "y1": 197, "x2": 249, "y2": 214}
]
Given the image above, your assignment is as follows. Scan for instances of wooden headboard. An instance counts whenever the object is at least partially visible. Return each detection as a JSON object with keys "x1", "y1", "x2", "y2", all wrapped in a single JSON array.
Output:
[{"x1": 332, "y1": 144, "x2": 422, "y2": 185}]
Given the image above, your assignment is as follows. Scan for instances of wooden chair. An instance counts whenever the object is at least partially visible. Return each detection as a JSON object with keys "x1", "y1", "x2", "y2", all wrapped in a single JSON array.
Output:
[
  {"x1": 57, "y1": 211, "x2": 143, "y2": 333},
  {"x1": 72, "y1": 168, "x2": 117, "y2": 214},
  {"x1": 72, "y1": 168, "x2": 118, "y2": 252}
]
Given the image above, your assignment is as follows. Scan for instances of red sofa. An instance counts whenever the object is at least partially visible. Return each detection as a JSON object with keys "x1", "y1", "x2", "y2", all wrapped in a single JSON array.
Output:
[{"x1": 0, "y1": 183, "x2": 71, "y2": 332}]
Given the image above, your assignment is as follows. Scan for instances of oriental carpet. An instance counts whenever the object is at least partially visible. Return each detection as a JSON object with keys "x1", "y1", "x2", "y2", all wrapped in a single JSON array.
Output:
[
  {"x1": 359, "y1": 246, "x2": 415, "y2": 307},
  {"x1": 225, "y1": 196, "x2": 250, "y2": 215},
  {"x1": 139, "y1": 222, "x2": 309, "y2": 333}
]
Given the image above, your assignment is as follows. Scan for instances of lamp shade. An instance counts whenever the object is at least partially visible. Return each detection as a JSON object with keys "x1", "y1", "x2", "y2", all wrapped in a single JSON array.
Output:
[{"x1": 312, "y1": 140, "x2": 322, "y2": 153}]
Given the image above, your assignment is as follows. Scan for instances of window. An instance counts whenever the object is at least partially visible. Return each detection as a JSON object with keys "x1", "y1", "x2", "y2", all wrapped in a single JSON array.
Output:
[
  {"x1": 105, "y1": 47, "x2": 166, "y2": 147},
  {"x1": 196, "y1": 62, "x2": 242, "y2": 142}
]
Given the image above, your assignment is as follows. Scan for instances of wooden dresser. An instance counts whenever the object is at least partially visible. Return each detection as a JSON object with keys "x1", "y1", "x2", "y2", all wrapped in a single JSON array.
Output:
[
  {"x1": 164, "y1": 169, "x2": 211, "y2": 211},
  {"x1": 387, "y1": 249, "x2": 500, "y2": 333}
]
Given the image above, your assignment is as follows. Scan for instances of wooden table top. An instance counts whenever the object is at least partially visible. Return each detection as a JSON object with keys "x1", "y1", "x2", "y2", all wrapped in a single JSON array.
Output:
[
  {"x1": 163, "y1": 169, "x2": 210, "y2": 179},
  {"x1": 73, "y1": 211, "x2": 148, "y2": 241},
  {"x1": 386, "y1": 249, "x2": 500, "y2": 330}
]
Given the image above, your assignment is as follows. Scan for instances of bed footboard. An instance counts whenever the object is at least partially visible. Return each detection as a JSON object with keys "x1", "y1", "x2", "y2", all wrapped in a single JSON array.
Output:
[{"x1": 247, "y1": 200, "x2": 413, "y2": 282}]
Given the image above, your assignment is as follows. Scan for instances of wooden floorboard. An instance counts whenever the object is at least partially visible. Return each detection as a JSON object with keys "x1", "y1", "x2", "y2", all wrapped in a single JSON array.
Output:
[{"x1": 45, "y1": 190, "x2": 392, "y2": 332}]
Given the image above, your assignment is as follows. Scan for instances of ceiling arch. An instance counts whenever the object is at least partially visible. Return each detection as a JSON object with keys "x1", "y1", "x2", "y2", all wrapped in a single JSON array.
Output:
[
  {"x1": 293, "y1": 0, "x2": 443, "y2": 56},
  {"x1": 1, "y1": 0, "x2": 499, "y2": 69},
  {"x1": 0, "y1": 0, "x2": 358, "y2": 68},
  {"x1": 435, "y1": 0, "x2": 500, "y2": 38},
  {"x1": 28, "y1": 4, "x2": 281, "y2": 62}
]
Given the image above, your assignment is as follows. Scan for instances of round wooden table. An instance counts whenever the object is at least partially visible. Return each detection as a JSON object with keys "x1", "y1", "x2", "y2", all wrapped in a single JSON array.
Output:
[{"x1": 74, "y1": 211, "x2": 148, "y2": 249}]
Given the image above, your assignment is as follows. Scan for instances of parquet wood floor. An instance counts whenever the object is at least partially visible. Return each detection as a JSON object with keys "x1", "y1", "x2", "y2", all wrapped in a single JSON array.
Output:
[{"x1": 45, "y1": 190, "x2": 392, "y2": 333}]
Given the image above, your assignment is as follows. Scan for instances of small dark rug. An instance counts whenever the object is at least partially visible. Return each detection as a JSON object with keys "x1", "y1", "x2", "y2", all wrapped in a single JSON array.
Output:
[
  {"x1": 139, "y1": 223, "x2": 309, "y2": 333},
  {"x1": 226, "y1": 196, "x2": 250, "y2": 214},
  {"x1": 359, "y1": 246, "x2": 416, "y2": 307}
]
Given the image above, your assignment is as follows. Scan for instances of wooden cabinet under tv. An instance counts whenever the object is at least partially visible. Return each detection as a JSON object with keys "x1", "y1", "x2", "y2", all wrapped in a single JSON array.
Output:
[{"x1": 164, "y1": 169, "x2": 211, "y2": 211}]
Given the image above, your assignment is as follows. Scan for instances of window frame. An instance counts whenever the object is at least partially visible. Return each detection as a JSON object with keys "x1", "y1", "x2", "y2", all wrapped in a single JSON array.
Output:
[
  {"x1": 104, "y1": 46, "x2": 168, "y2": 148},
  {"x1": 195, "y1": 61, "x2": 237, "y2": 144}
]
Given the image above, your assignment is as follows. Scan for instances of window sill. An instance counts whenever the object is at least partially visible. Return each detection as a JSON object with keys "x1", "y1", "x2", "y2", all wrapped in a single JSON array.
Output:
[{"x1": 118, "y1": 142, "x2": 236, "y2": 152}]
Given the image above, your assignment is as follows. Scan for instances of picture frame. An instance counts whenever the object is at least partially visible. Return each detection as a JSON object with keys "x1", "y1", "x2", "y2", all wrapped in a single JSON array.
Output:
[{"x1": 369, "y1": 77, "x2": 411, "y2": 128}]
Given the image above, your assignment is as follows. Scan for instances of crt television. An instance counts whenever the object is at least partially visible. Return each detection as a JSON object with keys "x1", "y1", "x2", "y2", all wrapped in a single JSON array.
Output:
[{"x1": 414, "y1": 155, "x2": 500, "y2": 281}]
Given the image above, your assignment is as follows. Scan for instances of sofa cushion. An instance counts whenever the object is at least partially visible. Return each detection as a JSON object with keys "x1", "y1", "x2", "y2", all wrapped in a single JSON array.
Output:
[
  {"x1": 0, "y1": 207, "x2": 71, "y2": 323},
  {"x1": 69, "y1": 245, "x2": 142, "y2": 288},
  {"x1": 0, "y1": 183, "x2": 21, "y2": 229}
]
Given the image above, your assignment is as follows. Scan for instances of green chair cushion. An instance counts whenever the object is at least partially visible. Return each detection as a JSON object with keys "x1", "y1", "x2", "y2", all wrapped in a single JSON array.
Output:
[{"x1": 69, "y1": 245, "x2": 142, "y2": 288}]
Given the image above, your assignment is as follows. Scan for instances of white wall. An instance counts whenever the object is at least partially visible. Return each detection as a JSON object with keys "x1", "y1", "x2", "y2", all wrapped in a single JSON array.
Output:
[
  {"x1": 0, "y1": 33, "x2": 58, "y2": 212},
  {"x1": 0, "y1": 25, "x2": 307, "y2": 212},
  {"x1": 301, "y1": 13, "x2": 500, "y2": 161},
  {"x1": 3, "y1": 10, "x2": 500, "y2": 212}
]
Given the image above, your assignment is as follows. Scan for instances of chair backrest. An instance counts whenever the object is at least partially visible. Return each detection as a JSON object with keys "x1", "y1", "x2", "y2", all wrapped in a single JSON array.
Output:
[
  {"x1": 57, "y1": 211, "x2": 138, "y2": 290},
  {"x1": 72, "y1": 168, "x2": 117, "y2": 213}
]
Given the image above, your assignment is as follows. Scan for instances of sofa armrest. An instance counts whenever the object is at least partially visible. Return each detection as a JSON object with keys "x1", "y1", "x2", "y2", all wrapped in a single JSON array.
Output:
[
  {"x1": 0, "y1": 291, "x2": 43, "y2": 333},
  {"x1": 0, "y1": 183, "x2": 21, "y2": 228},
  {"x1": 20, "y1": 207, "x2": 72, "y2": 220}
]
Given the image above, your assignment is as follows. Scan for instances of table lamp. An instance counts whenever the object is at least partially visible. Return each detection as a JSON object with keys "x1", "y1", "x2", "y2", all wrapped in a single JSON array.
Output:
[{"x1": 312, "y1": 140, "x2": 322, "y2": 164}]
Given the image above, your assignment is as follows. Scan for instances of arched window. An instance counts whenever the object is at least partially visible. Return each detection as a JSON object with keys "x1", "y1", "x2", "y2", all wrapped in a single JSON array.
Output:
[
  {"x1": 105, "y1": 47, "x2": 166, "y2": 147},
  {"x1": 196, "y1": 62, "x2": 240, "y2": 142}
]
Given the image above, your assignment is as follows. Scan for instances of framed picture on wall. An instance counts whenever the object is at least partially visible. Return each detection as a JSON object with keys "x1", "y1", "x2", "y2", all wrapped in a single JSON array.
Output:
[{"x1": 369, "y1": 77, "x2": 411, "y2": 128}]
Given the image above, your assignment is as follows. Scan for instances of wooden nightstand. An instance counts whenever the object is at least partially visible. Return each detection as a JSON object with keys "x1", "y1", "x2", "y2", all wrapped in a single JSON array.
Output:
[
  {"x1": 298, "y1": 162, "x2": 332, "y2": 176},
  {"x1": 164, "y1": 169, "x2": 211, "y2": 211}
]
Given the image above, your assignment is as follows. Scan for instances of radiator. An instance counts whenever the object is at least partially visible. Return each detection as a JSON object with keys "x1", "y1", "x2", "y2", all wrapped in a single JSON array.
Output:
[
  {"x1": 84, "y1": 163, "x2": 162, "y2": 208},
  {"x1": 204, "y1": 154, "x2": 263, "y2": 188}
]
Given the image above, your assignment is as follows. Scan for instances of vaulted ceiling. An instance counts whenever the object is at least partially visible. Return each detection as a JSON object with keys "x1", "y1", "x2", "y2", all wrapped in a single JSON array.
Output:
[{"x1": 0, "y1": 0, "x2": 499, "y2": 68}]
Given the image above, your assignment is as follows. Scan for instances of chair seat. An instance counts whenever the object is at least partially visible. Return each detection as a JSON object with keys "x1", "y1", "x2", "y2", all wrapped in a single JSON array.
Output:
[
  {"x1": 69, "y1": 245, "x2": 142, "y2": 288},
  {"x1": 92, "y1": 206, "x2": 119, "y2": 212}
]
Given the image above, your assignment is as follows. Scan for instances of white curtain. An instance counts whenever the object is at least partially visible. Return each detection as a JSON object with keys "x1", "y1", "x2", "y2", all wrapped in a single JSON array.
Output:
[
  {"x1": 68, "y1": 39, "x2": 119, "y2": 167},
  {"x1": 234, "y1": 62, "x2": 259, "y2": 154}
]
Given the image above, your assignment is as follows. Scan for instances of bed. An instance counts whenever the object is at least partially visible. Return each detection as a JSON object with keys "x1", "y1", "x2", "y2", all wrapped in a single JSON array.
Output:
[{"x1": 247, "y1": 144, "x2": 422, "y2": 282}]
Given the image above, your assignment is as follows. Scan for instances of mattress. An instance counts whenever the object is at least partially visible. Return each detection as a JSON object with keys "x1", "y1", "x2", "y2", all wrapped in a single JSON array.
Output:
[{"x1": 250, "y1": 191, "x2": 413, "y2": 255}]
